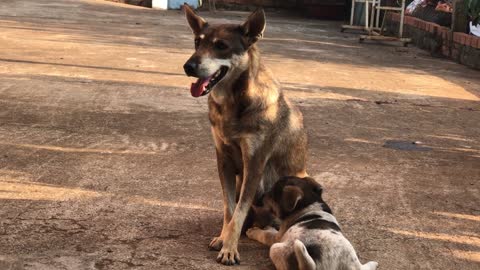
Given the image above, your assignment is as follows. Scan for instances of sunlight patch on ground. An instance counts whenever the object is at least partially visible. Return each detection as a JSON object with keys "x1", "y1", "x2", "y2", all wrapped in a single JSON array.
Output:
[
  {"x1": 449, "y1": 250, "x2": 480, "y2": 263},
  {"x1": 264, "y1": 37, "x2": 361, "y2": 49},
  {"x1": 435, "y1": 146, "x2": 480, "y2": 154},
  {"x1": 344, "y1": 138, "x2": 380, "y2": 144},
  {"x1": 284, "y1": 90, "x2": 366, "y2": 101},
  {"x1": 270, "y1": 60, "x2": 480, "y2": 101},
  {"x1": 0, "y1": 179, "x2": 101, "y2": 201},
  {"x1": 427, "y1": 134, "x2": 475, "y2": 142},
  {"x1": 434, "y1": 211, "x2": 480, "y2": 222},
  {"x1": 387, "y1": 228, "x2": 480, "y2": 247},
  {"x1": 0, "y1": 172, "x2": 218, "y2": 212},
  {"x1": 0, "y1": 142, "x2": 157, "y2": 155},
  {"x1": 129, "y1": 196, "x2": 220, "y2": 212}
]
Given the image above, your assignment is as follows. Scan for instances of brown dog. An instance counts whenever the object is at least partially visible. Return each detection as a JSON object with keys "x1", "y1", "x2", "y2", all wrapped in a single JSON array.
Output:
[{"x1": 182, "y1": 5, "x2": 308, "y2": 265}]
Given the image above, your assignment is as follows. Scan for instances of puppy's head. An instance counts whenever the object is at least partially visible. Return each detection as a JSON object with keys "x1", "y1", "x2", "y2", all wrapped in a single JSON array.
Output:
[
  {"x1": 263, "y1": 176, "x2": 331, "y2": 219},
  {"x1": 182, "y1": 4, "x2": 266, "y2": 97}
]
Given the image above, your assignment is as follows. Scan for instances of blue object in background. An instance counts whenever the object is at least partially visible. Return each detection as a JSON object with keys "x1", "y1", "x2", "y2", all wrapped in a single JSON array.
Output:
[{"x1": 169, "y1": 0, "x2": 199, "y2": 9}]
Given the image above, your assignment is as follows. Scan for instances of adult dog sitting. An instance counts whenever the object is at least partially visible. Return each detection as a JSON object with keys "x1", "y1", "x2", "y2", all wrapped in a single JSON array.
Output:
[{"x1": 182, "y1": 5, "x2": 308, "y2": 265}]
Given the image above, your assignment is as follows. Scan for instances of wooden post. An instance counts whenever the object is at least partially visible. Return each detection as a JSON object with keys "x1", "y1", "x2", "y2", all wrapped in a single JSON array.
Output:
[{"x1": 452, "y1": 0, "x2": 468, "y2": 33}]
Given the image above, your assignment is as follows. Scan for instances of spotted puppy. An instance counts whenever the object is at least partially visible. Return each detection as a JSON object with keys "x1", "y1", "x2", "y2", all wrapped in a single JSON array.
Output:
[{"x1": 247, "y1": 176, "x2": 378, "y2": 270}]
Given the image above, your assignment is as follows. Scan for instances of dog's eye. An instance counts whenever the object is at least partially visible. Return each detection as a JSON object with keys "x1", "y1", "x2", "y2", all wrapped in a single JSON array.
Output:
[
  {"x1": 194, "y1": 38, "x2": 201, "y2": 49},
  {"x1": 214, "y1": 40, "x2": 228, "y2": 50}
]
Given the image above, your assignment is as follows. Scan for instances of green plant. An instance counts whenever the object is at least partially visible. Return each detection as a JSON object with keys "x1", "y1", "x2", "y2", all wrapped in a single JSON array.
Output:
[{"x1": 466, "y1": 0, "x2": 480, "y2": 24}]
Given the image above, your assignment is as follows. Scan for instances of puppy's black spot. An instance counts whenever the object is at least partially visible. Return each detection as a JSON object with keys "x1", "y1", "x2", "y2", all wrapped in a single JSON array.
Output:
[
  {"x1": 294, "y1": 214, "x2": 323, "y2": 224},
  {"x1": 305, "y1": 244, "x2": 323, "y2": 262},
  {"x1": 299, "y1": 219, "x2": 341, "y2": 232},
  {"x1": 320, "y1": 203, "x2": 333, "y2": 214}
]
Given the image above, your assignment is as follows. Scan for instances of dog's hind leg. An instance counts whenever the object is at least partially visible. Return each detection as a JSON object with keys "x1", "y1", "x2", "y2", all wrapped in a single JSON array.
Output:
[
  {"x1": 270, "y1": 243, "x2": 290, "y2": 270},
  {"x1": 293, "y1": 240, "x2": 316, "y2": 270}
]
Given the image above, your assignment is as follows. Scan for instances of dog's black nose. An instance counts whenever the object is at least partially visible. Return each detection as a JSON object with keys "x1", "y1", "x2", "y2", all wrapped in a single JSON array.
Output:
[{"x1": 183, "y1": 62, "x2": 197, "y2": 77}]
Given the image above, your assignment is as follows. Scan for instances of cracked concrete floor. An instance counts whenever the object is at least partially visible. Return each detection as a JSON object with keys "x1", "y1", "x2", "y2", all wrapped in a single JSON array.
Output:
[{"x1": 0, "y1": 0, "x2": 479, "y2": 269}]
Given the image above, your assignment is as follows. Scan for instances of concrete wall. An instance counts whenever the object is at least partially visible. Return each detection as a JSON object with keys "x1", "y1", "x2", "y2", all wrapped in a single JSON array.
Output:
[{"x1": 387, "y1": 13, "x2": 480, "y2": 70}]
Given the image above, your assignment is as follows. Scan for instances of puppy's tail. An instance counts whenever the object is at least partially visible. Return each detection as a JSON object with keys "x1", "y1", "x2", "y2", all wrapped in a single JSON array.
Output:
[
  {"x1": 361, "y1": 261, "x2": 378, "y2": 270},
  {"x1": 293, "y1": 240, "x2": 316, "y2": 270}
]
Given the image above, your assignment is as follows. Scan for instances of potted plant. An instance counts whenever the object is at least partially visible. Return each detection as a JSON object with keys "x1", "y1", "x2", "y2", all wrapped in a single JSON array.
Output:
[
  {"x1": 466, "y1": 0, "x2": 480, "y2": 24},
  {"x1": 466, "y1": 0, "x2": 480, "y2": 35}
]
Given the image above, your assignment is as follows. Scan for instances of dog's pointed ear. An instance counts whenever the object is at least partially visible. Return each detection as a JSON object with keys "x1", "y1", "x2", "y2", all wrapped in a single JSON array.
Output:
[
  {"x1": 183, "y1": 4, "x2": 206, "y2": 35},
  {"x1": 242, "y1": 8, "x2": 266, "y2": 45},
  {"x1": 282, "y1": 186, "x2": 303, "y2": 213}
]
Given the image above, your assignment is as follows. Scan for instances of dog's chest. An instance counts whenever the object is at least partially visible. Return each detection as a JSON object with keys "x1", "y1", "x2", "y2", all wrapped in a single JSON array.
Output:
[{"x1": 208, "y1": 99, "x2": 243, "y2": 145}]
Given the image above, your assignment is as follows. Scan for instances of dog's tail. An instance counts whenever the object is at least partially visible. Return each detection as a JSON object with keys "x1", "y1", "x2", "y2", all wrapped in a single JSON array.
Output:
[
  {"x1": 293, "y1": 240, "x2": 316, "y2": 270},
  {"x1": 361, "y1": 261, "x2": 378, "y2": 270}
]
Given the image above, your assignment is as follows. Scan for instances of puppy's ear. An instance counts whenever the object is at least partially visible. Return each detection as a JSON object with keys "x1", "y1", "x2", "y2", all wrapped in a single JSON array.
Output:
[
  {"x1": 282, "y1": 186, "x2": 304, "y2": 213},
  {"x1": 305, "y1": 177, "x2": 323, "y2": 197},
  {"x1": 183, "y1": 4, "x2": 206, "y2": 35},
  {"x1": 241, "y1": 8, "x2": 266, "y2": 45}
]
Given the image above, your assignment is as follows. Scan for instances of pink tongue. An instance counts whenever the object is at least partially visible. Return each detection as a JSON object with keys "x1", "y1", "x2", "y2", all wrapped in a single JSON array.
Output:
[{"x1": 190, "y1": 75, "x2": 213, "y2": 97}]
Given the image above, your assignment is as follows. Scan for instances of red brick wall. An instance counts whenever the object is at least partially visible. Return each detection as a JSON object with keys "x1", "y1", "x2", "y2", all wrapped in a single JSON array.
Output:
[
  {"x1": 389, "y1": 13, "x2": 480, "y2": 70},
  {"x1": 215, "y1": 0, "x2": 296, "y2": 8}
]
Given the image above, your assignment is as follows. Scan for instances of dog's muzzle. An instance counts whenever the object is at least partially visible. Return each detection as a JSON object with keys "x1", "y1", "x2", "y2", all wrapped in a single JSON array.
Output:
[{"x1": 183, "y1": 61, "x2": 198, "y2": 77}]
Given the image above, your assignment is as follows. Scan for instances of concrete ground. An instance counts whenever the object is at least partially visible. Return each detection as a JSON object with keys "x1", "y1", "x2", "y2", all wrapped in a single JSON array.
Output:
[{"x1": 0, "y1": 0, "x2": 479, "y2": 269}]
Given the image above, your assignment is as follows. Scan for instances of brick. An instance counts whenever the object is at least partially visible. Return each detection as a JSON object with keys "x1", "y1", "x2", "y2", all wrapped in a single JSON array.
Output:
[
  {"x1": 407, "y1": 16, "x2": 414, "y2": 26},
  {"x1": 466, "y1": 35, "x2": 473, "y2": 47},
  {"x1": 445, "y1": 29, "x2": 452, "y2": 42},
  {"x1": 452, "y1": 47, "x2": 459, "y2": 60},
  {"x1": 440, "y1": 29, "x2": 447, "y2": 40},
  {"x1": 442, "y1": 45, "x2": 450, "y2": 57},
  {"x1": 460, "y1": 34, "x2": 466, "y2": 46},
  {"x1": 473, "y1": 36, "x2": 479, "y2": 48},
  {"x1": 453, "y1": 32, "x2": 461, "y2": 43},
  {"x1": 392, "y1": 13, "x2": 400, "y2": 22},
  {"x1": 425, "y1": 22, "x2": 431, "y2": 32},
  {"x1": 405, "y1": 15, "x2": 412, "y2": 25},
  {"x1": 468, "y1": 35, "x2": 479, "y2": 48}
]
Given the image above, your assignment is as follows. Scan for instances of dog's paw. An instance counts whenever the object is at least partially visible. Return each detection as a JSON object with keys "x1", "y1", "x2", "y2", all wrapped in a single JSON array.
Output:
[
  {"x1": 209, "y1": 236, "x2": 223, "y2": 251},
  {"x1": 216, "y1": 246, "x2": 240, "y2": 265},
  {"x1": 246, "y1": 227, "x2": 261, "y2": 240}
]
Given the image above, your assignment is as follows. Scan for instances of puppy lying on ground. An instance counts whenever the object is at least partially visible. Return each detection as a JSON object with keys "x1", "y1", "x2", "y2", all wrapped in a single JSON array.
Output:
[{"x1": 247, "y1": 176, "x2": 378, "y2": 270}]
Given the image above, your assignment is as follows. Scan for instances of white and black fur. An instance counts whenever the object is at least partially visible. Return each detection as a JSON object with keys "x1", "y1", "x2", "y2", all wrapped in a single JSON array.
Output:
[{"x1": 247, "y1": 176, "x2": 378, "y2": 270}]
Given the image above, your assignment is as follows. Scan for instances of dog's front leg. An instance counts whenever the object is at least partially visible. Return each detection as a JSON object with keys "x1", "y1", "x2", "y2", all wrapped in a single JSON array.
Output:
[
  {"x1": 216, "y1": 138, "x2": 269, "y2": 265},
  {"x1": 209, "y1": 144, "x2": 238, "y2": 251}
]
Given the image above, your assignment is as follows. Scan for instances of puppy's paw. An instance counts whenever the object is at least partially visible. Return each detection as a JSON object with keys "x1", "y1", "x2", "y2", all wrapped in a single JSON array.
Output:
[
  {"x1": 216, "y1": 246, "x2": 240, "y2": 265},
  {"x1": 209, "y1": 236, "x2": 223, "y2": 251},
  {"x1": 364, "y1": 261, "x2": 378, "y2": 270},
  {"x1": 246, "y1": 227, "x2": 261, "y2": 240}
]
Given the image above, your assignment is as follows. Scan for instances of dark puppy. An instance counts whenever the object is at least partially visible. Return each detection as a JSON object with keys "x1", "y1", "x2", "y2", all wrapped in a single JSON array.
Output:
[{"x1": 247, "y1": 176, "x2": 378, "y2": 270}]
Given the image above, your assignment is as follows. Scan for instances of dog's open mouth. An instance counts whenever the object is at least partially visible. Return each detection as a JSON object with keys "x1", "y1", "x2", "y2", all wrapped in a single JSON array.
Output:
[{"x1": 190, "y1": 66, "x2": 228, "y2": 97}]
